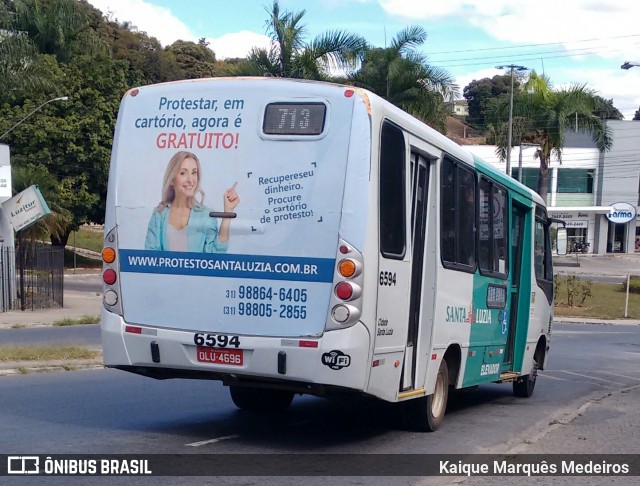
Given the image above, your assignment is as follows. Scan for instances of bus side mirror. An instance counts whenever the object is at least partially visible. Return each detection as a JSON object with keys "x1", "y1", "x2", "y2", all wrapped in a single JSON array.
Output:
[{"x1": 556, "y1": 227, "x2": 567, "y2": 255}]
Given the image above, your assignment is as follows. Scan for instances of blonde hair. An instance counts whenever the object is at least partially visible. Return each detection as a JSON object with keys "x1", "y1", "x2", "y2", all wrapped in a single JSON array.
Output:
[{"x1": 156, "y1": 151, "x2": 205, "y2": 211}]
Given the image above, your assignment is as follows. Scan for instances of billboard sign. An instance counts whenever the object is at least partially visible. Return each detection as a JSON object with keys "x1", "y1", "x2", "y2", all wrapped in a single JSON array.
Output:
[{"x1": 1, "y1": 185, "x2": 51, "y2": 231}]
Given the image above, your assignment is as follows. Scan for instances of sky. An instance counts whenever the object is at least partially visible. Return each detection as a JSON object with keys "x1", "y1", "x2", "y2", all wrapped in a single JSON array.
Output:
[{"x1": 86, "y1": 0, "x2": 640, "y2": 120}]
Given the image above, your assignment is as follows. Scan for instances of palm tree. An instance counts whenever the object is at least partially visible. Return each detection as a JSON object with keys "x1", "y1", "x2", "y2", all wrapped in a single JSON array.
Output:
[
  {"x1": 492, "y1": 71, "x2": 612, "y2": 202},
  {"x1": 0, "y1": 2, "x2": 49, "y2": 99},
  {"x1": 237, "y1": 1, "x2": 367, "y2": 80},
  {"x1": 13, "y1": 0, "x2": 106, "y2": 63},
  {"x1": 348, "y1": 26, "x2": 458, "y2": 132}
]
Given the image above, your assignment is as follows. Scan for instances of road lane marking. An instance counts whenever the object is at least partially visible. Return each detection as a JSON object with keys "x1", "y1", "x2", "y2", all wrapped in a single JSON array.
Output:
[
  {"x1": 185, "y1": 434, "x2": 239, "y2": 447},
  {"x1": 595, "y1": 370, "x2": 640, "y2": 382},
  {"x1": 557, "y1": 370, "x2": 625, "y2": 385},
  {"x1": 538, "y1": 374, "x2": 571, "y2": 381}
]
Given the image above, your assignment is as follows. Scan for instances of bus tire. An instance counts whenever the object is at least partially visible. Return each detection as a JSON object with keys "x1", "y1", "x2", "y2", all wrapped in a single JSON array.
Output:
[
  {"x1": 229, "y1": 386, "x2": 294, "y2": 413},
  {"x1": 402, "y1": 359, "x2": 449, "y2": 432},
  {"x1": 513, "y1": 363, "x2": 538, "y2": 398}
]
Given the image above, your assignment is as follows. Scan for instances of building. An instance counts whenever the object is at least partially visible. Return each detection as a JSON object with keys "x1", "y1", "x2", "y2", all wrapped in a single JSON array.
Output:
[
  {"x1": 451, "y1": 99, "x2": 469, "y2": 117},
  {"x1": 465, "y1": 120, "x2": 640, "y2": 255}
]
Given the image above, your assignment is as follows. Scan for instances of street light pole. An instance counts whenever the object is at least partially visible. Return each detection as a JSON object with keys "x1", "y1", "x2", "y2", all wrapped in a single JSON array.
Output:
[
  {"x1": 621, "y1": 61, "x2": 640, "y2": 70},
  {"x1": 0, "y1": 96, "x2": 69, "y2": 141},
  {"x1": 496, "y1": 65, "x2": 528, "y2": 177}
]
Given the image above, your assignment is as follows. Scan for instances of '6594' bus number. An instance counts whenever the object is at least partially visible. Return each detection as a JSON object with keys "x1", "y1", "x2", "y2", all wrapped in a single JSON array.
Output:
[
  {"x1": 379, "y1": 271, "x2": 397, "y2": 286},
  {"x1": 193, "y1": 333, "x2": 240, "y2": 348}
]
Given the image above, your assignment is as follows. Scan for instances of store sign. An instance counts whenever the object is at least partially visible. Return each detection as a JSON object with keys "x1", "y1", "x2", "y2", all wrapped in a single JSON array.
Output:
[
  {"x1": 566, "y1": 220, "x2": 588, "y2": 228},
  {"x1": 0, "y1": 165, "x2": 11, "y2": 199},
  {"x1": 606, "y1": 202, "x2": 636, "y2": 223},
  {"x1": 1, "y1": 184, "x2": 51, "y2": 231},
  {"x1": 553, "y1": 211, "x2": 588, "y2": 221}
]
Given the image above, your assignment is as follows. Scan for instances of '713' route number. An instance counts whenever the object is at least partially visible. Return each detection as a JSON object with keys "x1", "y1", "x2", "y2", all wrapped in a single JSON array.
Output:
[{"x1": 193, "y1": 333, "x2": 240, "y2": 348}]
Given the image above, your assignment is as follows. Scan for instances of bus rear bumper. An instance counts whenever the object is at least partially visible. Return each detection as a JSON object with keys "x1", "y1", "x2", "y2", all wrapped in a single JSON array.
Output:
[{"x1": 101, "y1": 309, "x2": 371, "y2": 394}]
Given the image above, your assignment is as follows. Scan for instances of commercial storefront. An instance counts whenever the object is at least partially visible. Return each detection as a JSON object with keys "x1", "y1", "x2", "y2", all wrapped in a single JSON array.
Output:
[
  {"x1": 465, "y1": 121, "x2": 640, "y2": 255},
  {"x1": 547, "y1": 206, "x2": 612, "y2": 254}
]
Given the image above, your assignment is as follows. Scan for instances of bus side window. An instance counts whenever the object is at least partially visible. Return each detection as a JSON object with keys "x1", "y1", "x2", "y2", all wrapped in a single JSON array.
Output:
[
  {"x1": 479, "y1": 178, "x2": 508, "y2": 278},
  {"x1": 379, "y1": 121, "x2": 406, "y2": 259},
  {"x1": 440, "y1": 159, "x2": 456, "y2": 263},
  {"x1": 440, "y1": 158, "x2": 476, "y2": 270},
  {"x1": 458, "y1": 168, "x2": 476, "y2": 266}
]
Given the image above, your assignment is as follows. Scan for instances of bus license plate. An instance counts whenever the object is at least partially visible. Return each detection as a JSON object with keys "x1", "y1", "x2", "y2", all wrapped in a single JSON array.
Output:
[{"x1": 196, "y1": 347, "x2": 243, "y2": 366}]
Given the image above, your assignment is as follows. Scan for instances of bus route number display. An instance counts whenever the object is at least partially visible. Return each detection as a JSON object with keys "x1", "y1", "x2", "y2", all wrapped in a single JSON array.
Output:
[{"x1": 263, "y1": 102, "x2": 326, "y2": 135}]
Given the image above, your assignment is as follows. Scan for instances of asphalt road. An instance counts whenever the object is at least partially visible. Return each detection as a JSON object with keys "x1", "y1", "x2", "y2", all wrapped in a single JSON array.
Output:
[{"x1": 0, "y1": 322, "x2": 638, "y2": 486}]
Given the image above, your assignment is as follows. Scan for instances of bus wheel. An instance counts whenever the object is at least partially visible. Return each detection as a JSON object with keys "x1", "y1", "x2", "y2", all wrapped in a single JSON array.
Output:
[
  {"x1": 402, "y1": 359, "x2": 449, "y2": 432},
  {"x1": 229, "y1": 386, "x2": 294, "y2": 413},
  {"x1": 513, "y1": 363, "x2": 538, "y2": 398}
]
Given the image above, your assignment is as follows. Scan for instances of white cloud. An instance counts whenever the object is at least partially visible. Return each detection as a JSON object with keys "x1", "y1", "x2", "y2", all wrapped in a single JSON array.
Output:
[
  {"x1": 86, "y1": 0, "x2": 270, "y2": 59},
  {"x1": 207, "y1": 31, "x2": 272, "y2": 60},
  {"x1": 380, "y1": 0, "x2": 640, "y2": 62},
  {"x1": 87, "y1": 0, "x2": 195, "y2": 45}
]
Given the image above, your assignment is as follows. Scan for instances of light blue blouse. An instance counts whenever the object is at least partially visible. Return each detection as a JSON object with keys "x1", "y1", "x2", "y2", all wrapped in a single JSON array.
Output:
[{"x1": 144, "y1": 204, "x2": 229, "y2": 253}]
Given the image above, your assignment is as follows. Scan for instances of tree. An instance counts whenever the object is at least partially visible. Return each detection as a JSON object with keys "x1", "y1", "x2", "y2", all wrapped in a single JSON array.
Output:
[
  {"x1": 0, "y1": 1, "x2": 55, "y2": 100},
  {"x1": 592, "y1": 96, "x2": 623, "y2": 120},
  {"x1": 349, "y1": 26, "x2": 458, "y2": 132},
  {"x1": 104, "y1": 25, "x2": 183, "y2": 84},
  {"x1": 166, "y1": 40, "x2": 217, "y2": 79},
  {"x1": 236, "y1": 0, "x2": 367, "y2": 80},
  {"x1": 1, "y1": 53, "x2": 136, "y2": 246},
  {"x1": 12, "y1": 0, "x2": 106, "y2": 62},
  {"x1": 463, "y1": 75, "x2": 515, "y2": 129},
  {"x1": 490, "y1": 71, "x2": 612, "y2": 202}
]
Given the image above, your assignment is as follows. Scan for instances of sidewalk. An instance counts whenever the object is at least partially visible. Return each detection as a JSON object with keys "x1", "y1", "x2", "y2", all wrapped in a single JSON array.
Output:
[
  {"x1": 0, "y1": 287, "x2": 102, "y2": 329},
  {"x1": 0, "y1": 270, "x2": 103, "y2": 376}
]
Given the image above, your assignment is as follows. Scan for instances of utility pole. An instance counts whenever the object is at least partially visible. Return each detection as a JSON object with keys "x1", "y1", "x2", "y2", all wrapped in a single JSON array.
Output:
[
  {"x1": 496, "y1": 65, "x2": 528, "y2": 177},
  {"x1": 517, "y1": 143, "x2": 539, "y2": 183}
]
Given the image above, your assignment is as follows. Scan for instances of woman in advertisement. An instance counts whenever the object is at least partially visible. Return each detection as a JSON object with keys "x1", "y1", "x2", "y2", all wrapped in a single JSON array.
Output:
[{"x1": 145, "y1": 150, "x2": 240, "y2": 252}]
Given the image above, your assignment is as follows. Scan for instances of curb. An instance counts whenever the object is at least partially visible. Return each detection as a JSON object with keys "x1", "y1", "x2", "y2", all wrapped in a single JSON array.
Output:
[
  {"x1": 555, "y1": 319, "x2": 640, "y2": 326},
  {"x1": 0, "y1": 357, "x2": 104, "y2": 377}
]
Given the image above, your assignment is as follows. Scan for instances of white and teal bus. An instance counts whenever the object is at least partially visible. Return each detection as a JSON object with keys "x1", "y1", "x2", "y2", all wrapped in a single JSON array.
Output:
[{"x1": 101, "y1": 78, "x2": 558, "y2": 431}]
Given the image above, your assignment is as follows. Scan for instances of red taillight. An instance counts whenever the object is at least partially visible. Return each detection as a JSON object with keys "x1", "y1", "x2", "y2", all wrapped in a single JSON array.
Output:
[
  {"x1": 103, "y1": 269, "x2": 117, "y2": 285},
  {"x1": 335, "y1": 282, "x2": 353, "y2": 300}
]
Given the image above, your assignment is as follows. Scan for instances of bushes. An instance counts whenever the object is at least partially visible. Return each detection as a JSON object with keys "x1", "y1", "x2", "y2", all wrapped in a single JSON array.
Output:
[
  {"x1": 554, "y1": 275, "x2": 592, "y2": 307},
  {"x1": 623, "y1": 275, "x2": 640, "y2": 294}
]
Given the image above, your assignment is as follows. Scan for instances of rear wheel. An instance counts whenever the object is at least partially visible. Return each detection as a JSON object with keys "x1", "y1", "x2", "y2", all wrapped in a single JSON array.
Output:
[
  {"x1": 402, "y1": 359, "x2": 449, "y2": 432},
  {"x1": 513, "y1": 361, "x2": 538, "y2": 398},
  {"x1": 229, "y1": 386, "x2": 294, "y2": 412}
]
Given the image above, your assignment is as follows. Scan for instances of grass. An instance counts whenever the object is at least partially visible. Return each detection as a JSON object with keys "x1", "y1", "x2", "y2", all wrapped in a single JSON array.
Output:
[
  {"x1": 554, "y1": 275, "x2": 640, "y2": 319},
  {"x1": 65, "y1": 225, "x2": 103, "y2": 269},
  {"x1": 52, "y1": 315, "x2": 100, "y2": 326},
  {"x1": 64, "y1": 248, "x2": 102, "y2": 269},
  {"x1": 0, "y1": 345, "x2": 101, "y2": 362},
  {"x1": 68, "y1": 226, "x2": 104, "y2": 254}
]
